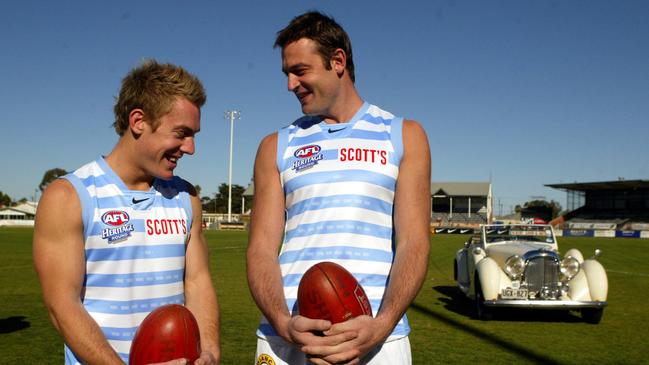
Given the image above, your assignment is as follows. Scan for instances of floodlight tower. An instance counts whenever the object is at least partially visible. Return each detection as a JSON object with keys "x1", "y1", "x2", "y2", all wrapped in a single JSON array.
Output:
[{"x1": 224, "y1": 110, "x2": 241, "y2": 222}]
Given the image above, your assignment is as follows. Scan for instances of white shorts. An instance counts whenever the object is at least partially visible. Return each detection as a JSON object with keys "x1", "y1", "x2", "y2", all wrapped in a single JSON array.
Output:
[{"x1": 255, "y1": 335, "x2": 411, "y2": 365}]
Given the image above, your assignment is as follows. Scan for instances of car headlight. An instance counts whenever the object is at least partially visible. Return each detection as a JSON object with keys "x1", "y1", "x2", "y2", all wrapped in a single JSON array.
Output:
[
  {"x1": 504, "y1": 255, "x2": 525, "y2": 280},
  {"x1": 560, "y1": 255, "x2": 580, "y2": 281}
]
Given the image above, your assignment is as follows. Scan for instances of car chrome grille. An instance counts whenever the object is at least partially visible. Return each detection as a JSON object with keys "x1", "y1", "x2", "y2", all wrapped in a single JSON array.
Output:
[{"x1": 524, "y1": 256, "x2": 560, "y2": 299}]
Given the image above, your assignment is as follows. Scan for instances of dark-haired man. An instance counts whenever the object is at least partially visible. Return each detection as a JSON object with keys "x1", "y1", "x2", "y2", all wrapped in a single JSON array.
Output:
[{"x1": 247, "y1": 11, "x2": 431, "y2": 365}]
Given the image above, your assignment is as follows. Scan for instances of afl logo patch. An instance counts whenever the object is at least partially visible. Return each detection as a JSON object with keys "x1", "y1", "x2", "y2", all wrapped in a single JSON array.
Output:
[
  {"x1": 294, "y1": 144, "x2": 321, "y2": 158},
  {"x1": 101, "y1": 210, "x2": 130, "y2": 226},
  {"x1": 101, "y1": 210, "x2": 134, "y2": 244},
  {"x1": 256, "y1": 354, "x2": 276, "y2": 365},
  {"x1": 292, "y1": 144, "x2": 324, "y2": 172}
]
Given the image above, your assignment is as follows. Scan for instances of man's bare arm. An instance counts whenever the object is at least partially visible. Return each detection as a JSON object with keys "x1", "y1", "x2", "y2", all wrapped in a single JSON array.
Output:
[
  {"x1": 246, "y1": 133, "x2": 296, "y2": 339},
  {"x1": 373, "y1": 119, "x2": 431, "y2": 333},
  {"x1": 184, "y1": 189, "x2": 220, "y2": 364},
  {"x1": 33, "y1": 179, "x2": 124, "y2": 364}
]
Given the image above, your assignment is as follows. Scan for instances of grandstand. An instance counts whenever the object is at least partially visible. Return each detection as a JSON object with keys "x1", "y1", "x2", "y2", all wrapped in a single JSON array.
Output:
[
  {"x1": 546, "y1": 179, "x2": 649, "y2": 237},
  {"x1": 431, "y1": 182, "x2": 492, "y2": 229}
]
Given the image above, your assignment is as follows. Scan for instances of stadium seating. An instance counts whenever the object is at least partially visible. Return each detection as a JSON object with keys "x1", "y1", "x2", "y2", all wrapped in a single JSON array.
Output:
[{"x1": 559, "y1": 205, "x2": 649, "y2": 230}]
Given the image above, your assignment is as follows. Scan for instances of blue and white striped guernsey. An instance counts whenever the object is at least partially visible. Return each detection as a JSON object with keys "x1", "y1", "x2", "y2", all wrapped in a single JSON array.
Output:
[
  {"x1": 257, "y1": 102, "x2": 410, "y2": 341},
  {"x1": 63, "y1": 157, "x2": 193, "y2": 364}
]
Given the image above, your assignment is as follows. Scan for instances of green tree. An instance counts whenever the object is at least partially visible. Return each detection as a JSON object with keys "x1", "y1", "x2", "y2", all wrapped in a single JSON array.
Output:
[
  {"x1": 200, "y1": 195, "x2": 213, "y2": 213},
  {"x1": 39, "y1": 168, "x2": 67, "y2": 192},
  {"x1": 194, "y1": 184, "x2": 202, "y2": 197},
  {"x1": 201, "y1": 183, "x2": 245, "y2": 214},
  {"x1": 0, "y1": 191, "x2": 11, "y2": 207},
  {"x1": 522, "y1": 199, "x2": 562, "y2": 220}
]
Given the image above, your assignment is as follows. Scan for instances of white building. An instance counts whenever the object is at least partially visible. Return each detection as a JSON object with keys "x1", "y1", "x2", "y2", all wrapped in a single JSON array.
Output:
[
  {"x1": 431, "y1": 182, "x2": 493, "y2": 227},
  {"x1": 0, "y1": 201, "x2": 37, "y2": 227}
]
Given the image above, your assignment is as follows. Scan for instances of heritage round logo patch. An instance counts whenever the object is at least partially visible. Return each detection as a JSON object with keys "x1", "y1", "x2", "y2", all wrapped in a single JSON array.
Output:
[
  {"x1": 100, "y1": 210, "x2": 134, "y2": 244},
  {"x1": 292, "y1": 144, "x2": 323, "y2": 172}
]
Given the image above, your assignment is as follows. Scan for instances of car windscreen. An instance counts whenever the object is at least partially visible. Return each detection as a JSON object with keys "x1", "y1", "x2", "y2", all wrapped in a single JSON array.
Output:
[{"x1": 484, "y1": 226, "x2": 555, "y2": 244}]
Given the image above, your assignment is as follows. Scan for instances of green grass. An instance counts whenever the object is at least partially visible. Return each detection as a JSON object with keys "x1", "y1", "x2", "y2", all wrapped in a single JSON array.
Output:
[{"x1": 1, "y1": 228, "x2": 648, "y2": 364}]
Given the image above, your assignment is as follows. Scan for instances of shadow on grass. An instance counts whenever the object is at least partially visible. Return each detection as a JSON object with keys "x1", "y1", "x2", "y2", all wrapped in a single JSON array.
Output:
[
  {"x1": 0, "y1": 316, "x2": 31, "y2": 334},
  {"x1": 409, "y1": 301, "x2": 563, "y2": 364},
  {"x1": 433, "y1": 285, "x2": 475, "y2": 317},
  {"x1": 434, "y1": 285, "x2": 583, "y2": 323}
]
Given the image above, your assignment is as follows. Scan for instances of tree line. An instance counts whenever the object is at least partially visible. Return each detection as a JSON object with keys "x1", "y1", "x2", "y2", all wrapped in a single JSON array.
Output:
[
  {"x1": 1, "y1": 168, "x2": 251, "y2": 216},
  {"x1": 5, "y1": 168, "x2": 562, "y2": 219},
  {"x1": 514, "y1": 199, "x2": 563, "y2": 220},
  {"x1": 199, "y1": 183, "x2": 249, "y2": 214},
  {"x1": 1, "y1": 168, "x2": 67, "y2": 207}
]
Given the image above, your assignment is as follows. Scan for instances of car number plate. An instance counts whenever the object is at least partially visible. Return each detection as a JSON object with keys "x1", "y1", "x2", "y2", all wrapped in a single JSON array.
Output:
[{"x1": 502, "y1": 288, "x2": 528, "y2": 299}]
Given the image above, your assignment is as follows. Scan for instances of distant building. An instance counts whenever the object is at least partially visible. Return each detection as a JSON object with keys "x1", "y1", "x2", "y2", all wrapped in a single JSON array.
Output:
[
  {"x1": 0, "y1": 201, "x2": 38, "y2": 227},
  {"x1": 431, "y1": 182, "x2": 492, "y2": 227}
]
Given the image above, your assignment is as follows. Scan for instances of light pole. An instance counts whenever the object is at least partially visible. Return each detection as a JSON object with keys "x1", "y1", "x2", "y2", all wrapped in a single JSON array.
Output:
[{"x1": 224, "y1": 110, "x2": 241, "y2": 222}]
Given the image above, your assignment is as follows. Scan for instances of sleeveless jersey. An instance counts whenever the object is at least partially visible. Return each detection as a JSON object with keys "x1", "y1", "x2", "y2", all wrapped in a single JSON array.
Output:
[
  {"x1": 257, "y1": 102, "x2": 410, "y2": 341},
  {"x1": 62, "y1": 157, "x2": 193, "y2": 364}
]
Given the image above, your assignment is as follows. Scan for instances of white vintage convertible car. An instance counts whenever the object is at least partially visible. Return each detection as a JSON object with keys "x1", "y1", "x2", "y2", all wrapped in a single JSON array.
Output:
[{"x1": 454, "y1": 224, "x2": 608, "y2": 323}]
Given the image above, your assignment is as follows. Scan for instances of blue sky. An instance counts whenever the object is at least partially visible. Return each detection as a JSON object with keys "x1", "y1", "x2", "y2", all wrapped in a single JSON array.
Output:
[{"x1": 1, "y1": 0, "x2": 648, "y2": 215}]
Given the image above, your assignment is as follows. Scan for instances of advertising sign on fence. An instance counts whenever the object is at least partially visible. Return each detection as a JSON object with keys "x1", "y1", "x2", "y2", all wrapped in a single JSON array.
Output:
[
  {"x1": 594, "y1": 230, "x2": 616, "y2": 238},
  {"x1": 568, "y1": 222, "x2": 617, "y2": 230},
  {"x1": 615, "y1": 230, "x2": 641, "y2": 238},
  {"x1": 563, "y1": 229, "x2": 594, "y2": 237}
]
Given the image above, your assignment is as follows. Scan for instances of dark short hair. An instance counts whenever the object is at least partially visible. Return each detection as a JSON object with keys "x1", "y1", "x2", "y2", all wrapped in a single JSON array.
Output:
[
  {"x1": 275, "y1": 11, "x2": 355, "y2": 83},
  {"x1": 113, "y1": 59, "x2": 206, "y2": 136}
]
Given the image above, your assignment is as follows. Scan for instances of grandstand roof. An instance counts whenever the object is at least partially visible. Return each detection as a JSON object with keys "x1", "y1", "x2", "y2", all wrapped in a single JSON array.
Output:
[
  {"x1": 1, "y1": 202, "x2": 38, "y2": 215},
  {"x1": 0, "y1": 205, "x2": 36, "y2": 217},
  {"x1": 545, "y1": 179, "x2": 649, "y2": 191},
  {"x1": 431, "y1": 182, "x2": 491, "y2": 197}
]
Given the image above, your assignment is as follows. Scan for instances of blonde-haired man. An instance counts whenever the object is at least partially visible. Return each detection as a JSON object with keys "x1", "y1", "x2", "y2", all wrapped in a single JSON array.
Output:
[{"x1": 34, "y1": 60, "x2": 220, "y2": 364}]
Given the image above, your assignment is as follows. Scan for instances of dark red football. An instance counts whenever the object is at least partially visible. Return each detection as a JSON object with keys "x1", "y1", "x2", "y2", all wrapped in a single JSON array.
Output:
[
  {"x1": 297, "y1": 261, "x2": 372, "y2": 324},
  {"x1": 129, "y1": 304, "x2": 201, "y2": 365}
]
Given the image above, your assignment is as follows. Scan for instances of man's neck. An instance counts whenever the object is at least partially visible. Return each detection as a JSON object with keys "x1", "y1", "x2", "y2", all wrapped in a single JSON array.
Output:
[
  {"x1": 104, "y1": 138, "x2": 154, "y2": 191},
  {"x1": 321, "y1": 86, "x2": 364, "y2": 124}
]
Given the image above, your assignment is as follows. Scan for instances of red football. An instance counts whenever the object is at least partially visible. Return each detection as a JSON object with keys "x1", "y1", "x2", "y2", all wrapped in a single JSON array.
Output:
[
  {"x1": 297, "y1": 261, "x2": 372, "y2": 324},
  {"x1": 129, "y1": 304, "x2": 201, "y2": 365}
]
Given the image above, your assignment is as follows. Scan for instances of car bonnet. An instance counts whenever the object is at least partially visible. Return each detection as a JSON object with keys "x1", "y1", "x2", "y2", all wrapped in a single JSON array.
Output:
[{"x1": 486, "y1": 242, "x2": 556, "y2": 267}]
